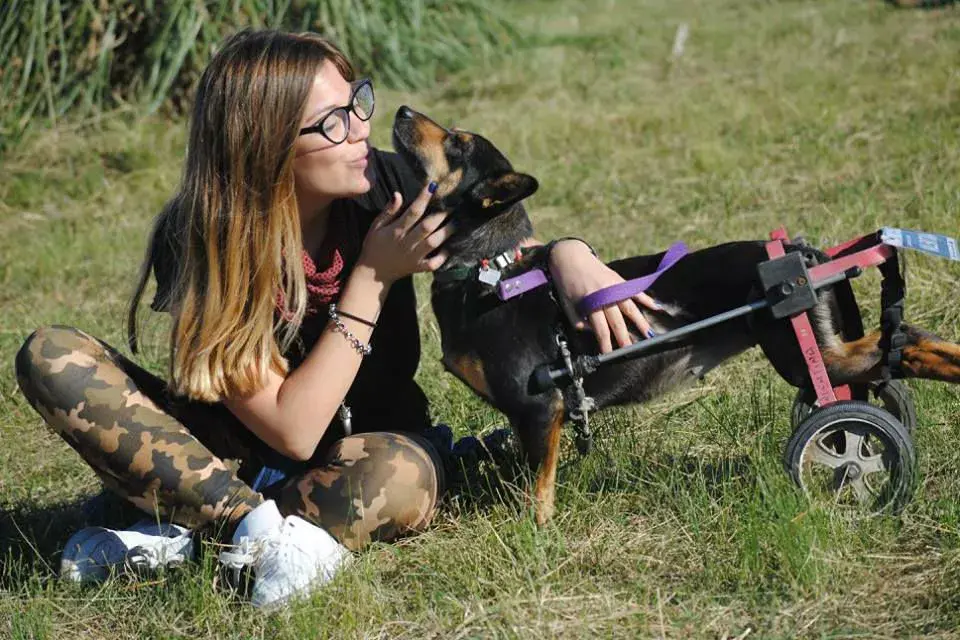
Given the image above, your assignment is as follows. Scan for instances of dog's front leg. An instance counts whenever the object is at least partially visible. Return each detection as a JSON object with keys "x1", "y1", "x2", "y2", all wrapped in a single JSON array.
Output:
[{"x1": 513, "y1": 393, "x2": 566, "y2": 526}]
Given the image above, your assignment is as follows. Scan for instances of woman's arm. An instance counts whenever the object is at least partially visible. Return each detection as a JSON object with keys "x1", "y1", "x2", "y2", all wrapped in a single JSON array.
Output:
[
  {"x1": 523, "y1": 237, "x2": 659, "y2": 353},
  {"x1": 223, "y1": 262, "x2": 387, "y2": 460},
  {"x1": 225, "y1": 185, "x2": 450, "y2": 461}
]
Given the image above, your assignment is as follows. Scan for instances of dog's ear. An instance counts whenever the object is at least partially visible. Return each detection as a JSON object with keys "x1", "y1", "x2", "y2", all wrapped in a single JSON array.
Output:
[{"x1": 470, "y1": 172, "x2": 539, "y2": 213}]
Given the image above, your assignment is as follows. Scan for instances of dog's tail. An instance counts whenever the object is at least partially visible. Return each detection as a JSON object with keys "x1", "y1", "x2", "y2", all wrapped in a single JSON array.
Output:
[{"x1": 824, "y1": 325, "x2": 960, "y2": 384}]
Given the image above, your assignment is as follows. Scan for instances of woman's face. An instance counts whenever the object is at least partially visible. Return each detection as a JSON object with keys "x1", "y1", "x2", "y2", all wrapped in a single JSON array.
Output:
[{"x1": 293, "y1": 60, "x2": 372, "y2": 214}]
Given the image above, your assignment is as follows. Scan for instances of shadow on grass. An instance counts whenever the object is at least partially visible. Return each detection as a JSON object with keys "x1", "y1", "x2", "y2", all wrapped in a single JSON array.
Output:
[
  {"x1": 0, "y1": 491, "x2": 141, "y2": 587},
  {"x1": 442, "y1": 430, "x2": 761, "y2": 518}
]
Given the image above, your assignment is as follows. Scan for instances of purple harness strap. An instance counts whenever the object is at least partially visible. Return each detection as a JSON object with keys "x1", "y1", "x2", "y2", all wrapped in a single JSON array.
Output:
[{"x1": 575, "y1": 242, "x2": 688, "y2": 316}]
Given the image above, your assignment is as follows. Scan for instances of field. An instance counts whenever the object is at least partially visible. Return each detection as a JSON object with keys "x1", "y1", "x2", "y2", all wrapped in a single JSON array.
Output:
[{"x1": 2, "y1": 0, "x2": 960, "y2": 637}]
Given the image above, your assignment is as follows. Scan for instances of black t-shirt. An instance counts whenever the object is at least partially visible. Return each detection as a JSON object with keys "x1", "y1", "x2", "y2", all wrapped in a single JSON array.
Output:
[{"x1": 149, "y1": 148, "x2": 430, "y2": 465}]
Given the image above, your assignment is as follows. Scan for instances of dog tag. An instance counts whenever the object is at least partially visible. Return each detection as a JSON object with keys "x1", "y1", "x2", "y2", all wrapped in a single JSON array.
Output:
[
  {"x1": 478, "y1": 267, "x2": 502, "y2": 286},
  {"x1": 881, "y1": 227, "x2": 960, "y2": 261}
]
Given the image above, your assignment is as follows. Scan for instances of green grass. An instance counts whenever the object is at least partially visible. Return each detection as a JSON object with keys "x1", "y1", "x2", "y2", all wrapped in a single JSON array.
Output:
[
  {"x1": 0, "y1": 0, "x2": 516, "y2": 153},
  {"x1": 3, "y1": 0, "x2": 960, "y2": 636}
]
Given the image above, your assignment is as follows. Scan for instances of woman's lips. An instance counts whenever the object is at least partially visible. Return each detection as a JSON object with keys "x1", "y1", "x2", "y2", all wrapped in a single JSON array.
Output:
[{"x1": 349, "y1": 148, "x2": 370, "y2": 168}]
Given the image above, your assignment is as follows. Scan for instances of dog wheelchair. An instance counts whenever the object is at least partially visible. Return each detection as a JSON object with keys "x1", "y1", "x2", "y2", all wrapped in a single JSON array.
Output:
[{"x1": 532, "y1": 227, "x2": 960, "y2": 513}]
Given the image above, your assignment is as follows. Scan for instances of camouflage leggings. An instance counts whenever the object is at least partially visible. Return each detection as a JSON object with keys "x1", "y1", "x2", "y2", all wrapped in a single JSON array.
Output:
[{"x1": 14, "y1": 326, "x2": 444, "y2": 551}]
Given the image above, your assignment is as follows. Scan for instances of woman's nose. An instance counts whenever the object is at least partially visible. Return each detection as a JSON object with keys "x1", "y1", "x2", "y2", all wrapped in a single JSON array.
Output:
[{"x1": 347, "y1": 111, "x2": 370, "y2": 143}]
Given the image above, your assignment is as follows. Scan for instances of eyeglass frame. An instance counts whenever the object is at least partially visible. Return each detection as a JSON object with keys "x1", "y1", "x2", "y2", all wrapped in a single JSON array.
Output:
[{"x1": 298, "y1": 78, "x2": 375, "y2": 144}]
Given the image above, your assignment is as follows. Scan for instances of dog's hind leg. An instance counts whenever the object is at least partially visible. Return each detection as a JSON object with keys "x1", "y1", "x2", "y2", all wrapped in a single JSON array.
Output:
[
  {"x1": 823, "y1": 325, "x2": 960, "y2": 384},
  {"x1": 511, "y1": 393, "x2": 566, "y2": 526}
]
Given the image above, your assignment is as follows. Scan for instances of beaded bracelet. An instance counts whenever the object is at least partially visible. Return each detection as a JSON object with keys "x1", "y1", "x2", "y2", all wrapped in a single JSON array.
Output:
[{"x1": 328, "y1": 304, "x2": 372, "y2": 356}]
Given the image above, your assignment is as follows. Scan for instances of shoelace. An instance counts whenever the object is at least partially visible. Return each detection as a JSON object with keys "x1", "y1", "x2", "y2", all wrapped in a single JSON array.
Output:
[
  {"x1": 127, "y1": 545, "x2": 161, "y2": 569},
  {"x1": 126, "y1": 534, "x2": 189, "y2": 570},
  {"x1": 218, "y1": 535, "x2": 287, "y2": 571},
  {"x1": 218, "y1": 537, "x2": 259, "y2": 570}
]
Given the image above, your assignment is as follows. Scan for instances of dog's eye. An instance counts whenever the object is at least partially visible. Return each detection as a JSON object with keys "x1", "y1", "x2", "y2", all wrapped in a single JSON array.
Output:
[
  {"x1": 447, "y1": 134, "x2": 472, "y2": 158},
  {"x1": 445, "y1": 137, "x2": 464, "y2": 156}
]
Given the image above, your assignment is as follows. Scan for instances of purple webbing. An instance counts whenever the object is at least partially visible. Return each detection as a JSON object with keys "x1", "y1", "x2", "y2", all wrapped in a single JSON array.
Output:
[{"x1": 575, "y1": 242, "x2": 688, "y2": 317}]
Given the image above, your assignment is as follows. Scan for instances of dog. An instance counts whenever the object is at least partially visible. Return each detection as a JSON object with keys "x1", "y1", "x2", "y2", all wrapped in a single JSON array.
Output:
[{"x1": 391, "y1": 105, "x2": 960, "y2": 525}]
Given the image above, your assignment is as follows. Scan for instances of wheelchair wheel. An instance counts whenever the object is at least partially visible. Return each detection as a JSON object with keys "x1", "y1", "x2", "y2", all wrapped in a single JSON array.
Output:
[
  {"x1": 791, "y1": 380, "x2": 917, "y2": 433},
  {"x1": 784, "y1": 401, "x2": 915, "y2": 513}
]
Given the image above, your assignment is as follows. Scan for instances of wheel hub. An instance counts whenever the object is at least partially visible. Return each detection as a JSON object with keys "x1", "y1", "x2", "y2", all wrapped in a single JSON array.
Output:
[{"x1": 842, "y1": 463, "x2": 862, "y2": 480}]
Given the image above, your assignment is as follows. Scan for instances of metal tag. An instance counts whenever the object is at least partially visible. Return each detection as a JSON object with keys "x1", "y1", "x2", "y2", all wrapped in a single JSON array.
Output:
[
  {"x1": 478, "y1": 267, "x2": 502, "y2": 286},
  {"x1": 881, "y1": 227, "x2": 960, "y2": 261},
  {"x1": 338, "y1": 403, "x2": 352, "y2": 437}
]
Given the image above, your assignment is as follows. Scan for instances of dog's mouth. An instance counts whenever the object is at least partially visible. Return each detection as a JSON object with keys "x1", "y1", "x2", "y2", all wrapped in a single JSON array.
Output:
[{"x1": 391, "y1": 105, "x2": 450, "y2": 183}]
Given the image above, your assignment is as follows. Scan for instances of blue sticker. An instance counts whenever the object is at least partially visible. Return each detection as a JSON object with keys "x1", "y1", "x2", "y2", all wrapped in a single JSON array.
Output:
[{"x1": 881, "y1": 227, "x2": 960, "y2": 261}]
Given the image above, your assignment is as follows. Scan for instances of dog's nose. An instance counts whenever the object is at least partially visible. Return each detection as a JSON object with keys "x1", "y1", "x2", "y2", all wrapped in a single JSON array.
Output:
[{"x1": 396, "y1": 105, "x2": 414, "y2": 120}]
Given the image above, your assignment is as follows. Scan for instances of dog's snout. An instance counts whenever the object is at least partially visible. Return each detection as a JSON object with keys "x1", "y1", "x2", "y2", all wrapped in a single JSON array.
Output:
[{"x1": 396, "y1": 105, "x2": 414, "y2": 120}]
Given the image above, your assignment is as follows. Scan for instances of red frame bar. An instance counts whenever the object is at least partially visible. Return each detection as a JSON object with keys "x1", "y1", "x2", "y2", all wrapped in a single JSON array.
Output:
[
  {"x1": 823, "y1": 232, "x2": 877, "y2": 258},
  {"x1": 764, "y1": 227, "x2": 899, "y2": 408},
  {"x1": 765, "y1": 227, "x2": 901, "y2": 407},
  {"x1": 765, "y1": 236, "x2": 839, "y2": 407},
  {"x1": 808, "y1": 243, "x2": 896, "y2": 285}
]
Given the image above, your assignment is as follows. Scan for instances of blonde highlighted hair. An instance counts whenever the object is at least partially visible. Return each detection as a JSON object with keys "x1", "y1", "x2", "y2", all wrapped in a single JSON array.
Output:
[{"x1": 128, "y1": 29, "x2": 355, "y2": 402}]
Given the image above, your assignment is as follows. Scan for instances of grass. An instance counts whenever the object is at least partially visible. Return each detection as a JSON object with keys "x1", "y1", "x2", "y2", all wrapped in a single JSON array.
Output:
[
  {"x1": 0, "y1": 0, "x2": 516, "y2": 153},
  {"x1": 2, "y1": 0, "x2": 960, "y2": 636}
]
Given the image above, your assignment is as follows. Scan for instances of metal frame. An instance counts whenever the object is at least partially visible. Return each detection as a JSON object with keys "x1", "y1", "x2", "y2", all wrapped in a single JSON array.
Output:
[{"x1": 531, "y1": 227, "x2": 901, "y2": 399}]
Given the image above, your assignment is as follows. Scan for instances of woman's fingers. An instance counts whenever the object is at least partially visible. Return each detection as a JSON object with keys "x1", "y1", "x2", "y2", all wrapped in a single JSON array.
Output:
[
  {"x1": 604, "y1": 305, "x2": 634, "y2": 349},
  {"x1": 394, "y1": 182, "x2": 436, "y2": 234},
  {"x1": 372, "y1": 192, "x2": 403, "y2": 229},
  {"x1": 633, "y1": 291, "x2": 661, "y2": 312},
  {"x1": 588, "y1": 311, "x2": 613, "y2": 354},
  {"x1": 588, "y1": 300, "x2": 656, "y2": 353},
  {"x1": 409, "y1": 211, "x2": 453, "y2": 250},
  {"x1": 422, "y1": 218, "x2": 455, "y2": 251},
  {"x1": 620, "y1": 299, "x2": 653, "y2": 339},
  {"x1": 419, "y1": 250, "x2": 449, "y2": 272}
]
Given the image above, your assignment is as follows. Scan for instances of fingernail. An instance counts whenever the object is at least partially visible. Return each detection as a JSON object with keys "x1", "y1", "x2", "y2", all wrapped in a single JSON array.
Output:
[
  {"x1": 646, "y1": 329, "x2": 657, "y2": 338},
  {"x1": 652, "y1": 299, "x2": 663, "y2": 310},
  {"x1": 428, "y1": 181, "x2": 438, "y2": 194}
]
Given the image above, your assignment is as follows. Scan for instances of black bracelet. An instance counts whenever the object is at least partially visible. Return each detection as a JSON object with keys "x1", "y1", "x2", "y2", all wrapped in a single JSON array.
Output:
[
  {"x1": 335, "y1": 306, "x2": 377, "y2": 328},
  {"x1": 545, "y1": 237, "x2": 598, "y2": 267}
]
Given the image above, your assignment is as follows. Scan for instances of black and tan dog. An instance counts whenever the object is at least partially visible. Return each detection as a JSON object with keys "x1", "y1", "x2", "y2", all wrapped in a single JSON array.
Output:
[{"x1": 391, "y1": 106, "x2": 960, "y2": 524}]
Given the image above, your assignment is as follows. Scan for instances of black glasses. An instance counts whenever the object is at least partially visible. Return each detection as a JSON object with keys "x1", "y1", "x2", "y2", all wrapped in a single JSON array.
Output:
[{"x1": 298, "y1": 78, "x2": 375, "y2": 144}]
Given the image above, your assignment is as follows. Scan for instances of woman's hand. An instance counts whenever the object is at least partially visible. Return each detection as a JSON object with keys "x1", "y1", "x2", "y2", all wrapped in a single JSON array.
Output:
[
  {"x1": 548, "y1": 240, "x2": 660, "y2": 353},
  {"x1": 358, "y1": 182, "x2": 453, "y2": 284}
]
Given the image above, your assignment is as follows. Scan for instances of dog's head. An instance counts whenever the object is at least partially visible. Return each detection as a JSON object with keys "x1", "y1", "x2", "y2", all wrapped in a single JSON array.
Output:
[{"x1": 392, "y1": 106, "x2": 538, "y2": 262}]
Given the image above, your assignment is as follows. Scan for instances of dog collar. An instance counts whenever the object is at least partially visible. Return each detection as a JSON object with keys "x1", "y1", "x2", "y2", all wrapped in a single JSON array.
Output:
[
  {"x1": 434, "y1": 247, "x2": 530, "y2": 284},
  {"x1": 433, "y1": 246, "x2": 550, "y2": 301}
]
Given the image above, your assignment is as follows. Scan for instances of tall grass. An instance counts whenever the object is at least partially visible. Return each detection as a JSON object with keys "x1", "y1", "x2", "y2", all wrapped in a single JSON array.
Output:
[{"x1": 0, "y1": 0, "x2": 517, "y2": 153}]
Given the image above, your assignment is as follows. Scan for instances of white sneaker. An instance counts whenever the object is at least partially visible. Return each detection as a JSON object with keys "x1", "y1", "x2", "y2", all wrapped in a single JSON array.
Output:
[
  {"x1": 218, "y1": 500, "x2": 351, "y2": 609},
  {"x1": 60, "y1": 519, "x2": 194, "y2": 582}
]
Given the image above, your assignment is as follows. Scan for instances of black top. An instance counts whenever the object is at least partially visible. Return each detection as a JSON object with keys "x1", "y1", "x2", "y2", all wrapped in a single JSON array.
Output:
[{"x1": 149, "y1": 149, "x2": 430, "y2": 468}]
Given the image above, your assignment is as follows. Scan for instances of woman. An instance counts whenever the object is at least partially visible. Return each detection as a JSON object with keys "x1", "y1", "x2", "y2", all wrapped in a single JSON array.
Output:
[{"x1": 14, "y1": 29, "x2": 658, "y2": 608}]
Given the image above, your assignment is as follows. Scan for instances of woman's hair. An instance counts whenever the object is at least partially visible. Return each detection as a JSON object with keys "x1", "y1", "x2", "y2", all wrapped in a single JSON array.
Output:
[{"x1": 128, "y1": 29, "x2": 355, "y2": 402}]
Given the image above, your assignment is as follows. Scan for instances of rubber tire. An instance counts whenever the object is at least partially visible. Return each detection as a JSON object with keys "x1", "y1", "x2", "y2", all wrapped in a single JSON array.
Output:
[
  {"x1": 791, "y1": 380, "x2": 917, "y2": 433},
  {"x1": 784, "y1": 400, "x2": 916, "y2": 513}
]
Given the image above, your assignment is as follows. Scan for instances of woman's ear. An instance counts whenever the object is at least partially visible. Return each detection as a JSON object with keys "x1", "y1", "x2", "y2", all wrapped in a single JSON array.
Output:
[{"x1": 470, "y1": 172, "x2": 539, "y2": 213}]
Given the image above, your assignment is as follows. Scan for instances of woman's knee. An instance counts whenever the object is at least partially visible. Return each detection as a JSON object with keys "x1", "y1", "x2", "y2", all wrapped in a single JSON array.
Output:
[
  {"x1": 15, "y1": 325, "x2": 115, "y2": 419},
  {"x1": 284, "y1": 431, "x2": 444, "y2": 549}
]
